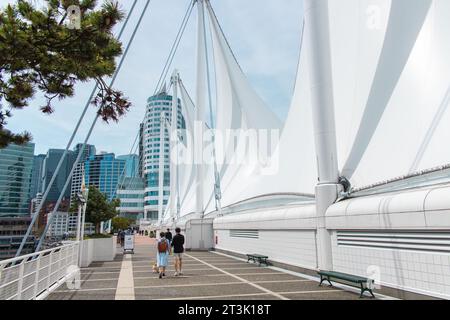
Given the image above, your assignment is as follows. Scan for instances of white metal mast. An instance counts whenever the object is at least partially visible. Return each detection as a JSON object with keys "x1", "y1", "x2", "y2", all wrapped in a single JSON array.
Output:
[
  {"x1": 305, "y1": 0, "x2": 340, "y2": 271},
  {"x1": 195, "y1": 0, "x2": 207, "y2": 218},
  {"x1": 203, "y1": 1, "x2": 223, "y2": 217},
  {"x1": 170, "y1": 70, "x2": 180, "y2": 228}
]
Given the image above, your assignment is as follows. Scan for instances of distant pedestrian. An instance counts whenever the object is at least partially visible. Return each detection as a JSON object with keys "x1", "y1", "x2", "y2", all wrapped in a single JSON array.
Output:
[
  {"x1": 165, "y1": 228, "x2": 173, "y2": 254},
  {"x1": 119, "y1": 230, "x2": 125, "y2": 247},
  {"x1": 171, "y1": 228, "x2": 185, "y2": 276},
  {"x1": 157, "y1": 232, "x2": 169, "y2": 279}
]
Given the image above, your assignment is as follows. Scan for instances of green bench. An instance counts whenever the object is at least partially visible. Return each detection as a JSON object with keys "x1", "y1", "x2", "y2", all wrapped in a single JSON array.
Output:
[
  {"x1": 246, "y1": 254, "x2": 269, "y2": 266},
  {"x1": 318, "y1": 270, "x2": 375, "y2": 298}
]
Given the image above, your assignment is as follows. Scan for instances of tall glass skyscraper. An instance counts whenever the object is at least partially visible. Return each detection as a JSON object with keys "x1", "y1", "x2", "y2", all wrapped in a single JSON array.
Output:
[
  {"x1": 140, "y1": 90, "x2": 185, "y2": 220},
  {"x1": 0, "y1": 143, "x2": 35, "y2": 216},
  {"x1": 41, "y1": 149, "x2": 76, "y2": 202},
  {"x1": 84, "y1": 153, "x2": 126, "y2": 201},
  {"x1": 70, "y1": 143, "x2": 96, "y2": 202},
  {"x1": 30, "y1": 154, "x2": 45, "y2": 200},
  {"x1": 117, "y1": 154, "x2": 139, "y2": 178}
]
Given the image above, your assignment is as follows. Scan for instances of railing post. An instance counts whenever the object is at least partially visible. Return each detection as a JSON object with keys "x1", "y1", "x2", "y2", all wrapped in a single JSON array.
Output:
[
  {"x1": 47, "y1": 252, "x2": 53, "y2": 292},
  {"x1": 73, "y1": 243, "x2": 78, "y2": 266},
  {"x1": 58, "y1": 248, "x2": 63, "y2": 279},
  {"x1": 16, "y1": 262, "x2": 25, "y2": 300},
  {"x1": 33, "y1": 255, "x2": 41, "y2": 299}
]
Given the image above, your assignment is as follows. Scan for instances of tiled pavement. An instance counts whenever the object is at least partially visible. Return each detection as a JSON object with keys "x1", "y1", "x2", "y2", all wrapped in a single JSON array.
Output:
[{"x1": 47, "y1": 235, "x2": 369, "y2": 300}]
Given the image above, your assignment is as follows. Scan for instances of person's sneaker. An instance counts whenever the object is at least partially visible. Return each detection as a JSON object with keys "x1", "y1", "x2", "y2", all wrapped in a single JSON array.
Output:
[
  {"x1": 162, "y1": 273, "x2": 166, "y2": 277},
  {"x1": 159, "y1": 273, "x2": 162, "y2": 279},
  {"x1": 174, "y1": 272, "x2": 178, "y2": 276},
  {"x1": 179, "y1": 271, "x2": 183, "y2": 276}
]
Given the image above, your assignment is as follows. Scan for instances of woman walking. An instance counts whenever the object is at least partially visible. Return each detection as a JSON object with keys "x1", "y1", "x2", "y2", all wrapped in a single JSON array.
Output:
[{"x1": 156, "y1": 232, "x2": 170, "y2": 279}]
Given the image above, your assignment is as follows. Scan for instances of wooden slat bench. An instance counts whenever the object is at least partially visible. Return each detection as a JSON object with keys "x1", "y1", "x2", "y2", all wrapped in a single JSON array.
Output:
[
  {"x1": 246, "y1": 254, "x2": 269, "y2": 266},
  {"x1": 318, "y1": 270, "x2": 375, "y2": 298}
]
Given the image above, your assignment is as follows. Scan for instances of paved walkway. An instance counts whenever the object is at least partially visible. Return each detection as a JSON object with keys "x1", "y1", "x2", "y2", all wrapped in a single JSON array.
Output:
[{"x1": 47, "y1": 236, "x2": 369, "y2": 300}]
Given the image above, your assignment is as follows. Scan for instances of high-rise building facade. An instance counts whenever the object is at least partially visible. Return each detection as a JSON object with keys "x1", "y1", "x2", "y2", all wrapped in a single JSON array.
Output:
[
  {"x1": 84, "y1": 153, "x2": 126, "y2": 201},
  {"x1": 0, "y1": 217, "x2": 35, "y2": 259},
  {"x1": 0, "y1": 143, "x2": 34, "y2": 217},
  {"x1": 141, "y1": 91, "x2": 185, "y2": 220},
  {"x1": 116, "y1": 177, "x2": 145, "y2": 222},
  {"x1": 30, "y1": 154, "x2": 45, "y2": 200},
  {"x1": 41, "y1": 149, "x2": 76, "y2": 202},
  {"x1": 117, "y1": 154, "x2": 139, "y2": 178},
  {"x1": 70, "y1": 143, "x2": 96, "y2": 202}
]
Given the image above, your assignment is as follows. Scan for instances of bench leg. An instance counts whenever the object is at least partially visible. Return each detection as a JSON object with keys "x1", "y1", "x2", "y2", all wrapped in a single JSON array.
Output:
[
  {"x1": 360, "y1": 285, "x2": 375, "y2": 299},
  {"x1": 319, "y1": 276, "x2": 332, "y2": 287}
]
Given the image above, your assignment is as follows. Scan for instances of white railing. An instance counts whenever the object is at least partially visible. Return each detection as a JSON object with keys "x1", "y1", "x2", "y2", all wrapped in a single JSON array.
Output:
[{"x1": 0, "y1": 242, "x2": 79, "y2": 300}]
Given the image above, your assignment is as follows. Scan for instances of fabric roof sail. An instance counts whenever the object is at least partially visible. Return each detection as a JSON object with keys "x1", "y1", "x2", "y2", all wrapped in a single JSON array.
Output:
[
  {"x1": 200, "y1": 1, "x2": 286, "y2": 212},
  {"x1": 178, "y1": 0, "x2": 450, "y2": 216},
  {"x1": 331, "y1": 0, "x2": 450, "y2": 189},
  {"x1": 201, "y1": 3, "x2": 317, "y2": 211},
  {"x1": 217, "y1": 24, "x2": 318, "y2": 206}
]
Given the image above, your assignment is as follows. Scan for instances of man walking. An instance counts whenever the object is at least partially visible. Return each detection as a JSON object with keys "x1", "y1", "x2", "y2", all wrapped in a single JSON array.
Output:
[{"x1": 171, "y1": 228, "x2": 185, "y2": 276}]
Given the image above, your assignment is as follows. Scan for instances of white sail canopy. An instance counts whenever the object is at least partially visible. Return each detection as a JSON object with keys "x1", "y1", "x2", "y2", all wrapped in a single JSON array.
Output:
[{"x1": 177, "y1": 0, "x2": 450, "y2": 216}]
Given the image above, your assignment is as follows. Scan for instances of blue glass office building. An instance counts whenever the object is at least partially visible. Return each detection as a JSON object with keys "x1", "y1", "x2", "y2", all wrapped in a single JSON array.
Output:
[
  {"x1": 30, "y1": 154, "x2": 45, "y2": 200},
  {"x1": 117, "y1": 154, "x2": 139, "y2": 178},
  {"x1": 0, "y1": 143, "x2": 35, "y2": 216},
  {"x1": 84, "y1": 153, "x2": 126, "y2": 201},
  {"x1": 41, "y1": 149, "x2": 76, "y2": 202}
]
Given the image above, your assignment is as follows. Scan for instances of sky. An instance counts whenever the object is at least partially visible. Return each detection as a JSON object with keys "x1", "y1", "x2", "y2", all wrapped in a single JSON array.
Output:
[{"x1": 1, "y1": 0, "x2": 304, "y2": 155}]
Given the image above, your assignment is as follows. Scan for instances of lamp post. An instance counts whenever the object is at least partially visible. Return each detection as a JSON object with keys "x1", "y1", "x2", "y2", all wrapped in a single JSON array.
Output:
[{"x1": 78, "y1": 187, "x2": 89, "y2": 267}]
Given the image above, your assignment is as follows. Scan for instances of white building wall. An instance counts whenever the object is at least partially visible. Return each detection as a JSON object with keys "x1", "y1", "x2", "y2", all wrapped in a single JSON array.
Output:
[
  {"x1": 215, "y1": 229, "x2": 317, "y2": 269},
  {"x1": 331, "y1": 232, "x2": 450, "y2": 299},
  {"x1": 210, "y1": 184, "x2": 450, "y2": 299}
]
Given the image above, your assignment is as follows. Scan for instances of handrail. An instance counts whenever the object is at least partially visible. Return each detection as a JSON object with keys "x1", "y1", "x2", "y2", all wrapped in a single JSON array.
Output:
[
  {"x1": 0, "y1": 242, "x2": 79, "y2": 300},
  {"x1": 0, "y1": 242, "x2": 78, "y2": 267}
]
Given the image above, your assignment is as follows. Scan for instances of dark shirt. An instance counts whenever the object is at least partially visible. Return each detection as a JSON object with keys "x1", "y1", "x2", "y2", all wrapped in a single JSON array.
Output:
[
  {"x1": 171, "y1": 234, "x2": 185, "y2": 253},
  {"x1": 165, "y1": 231, "x2": 173, "y2": 242}
]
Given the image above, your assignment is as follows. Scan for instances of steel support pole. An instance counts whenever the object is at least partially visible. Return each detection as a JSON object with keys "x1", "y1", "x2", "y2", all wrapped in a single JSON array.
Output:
[
  {"x1": 170, "y1": 70, "x2": 179, "y2": 229},
  {"x1": 202, "y1": 0, "x2": 223, "y2": 217},
  {"x1": 195, "y1": 0, "x2": 207, "y2": 218},
  {"x1": 305, "y1": 0, "x2": 340, "y2": 271},
  {"x1": 76, "y1": 204, "x2": 82, "y2": 242},
  {"x1": 78, "y1": 189, "x2": 88, "y2": 267}
]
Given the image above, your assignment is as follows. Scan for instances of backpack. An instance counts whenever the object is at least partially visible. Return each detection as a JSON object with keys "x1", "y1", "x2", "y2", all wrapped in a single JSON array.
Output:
[{"x1": 158, "y1": 239, "x2": 168, "y2": 253}]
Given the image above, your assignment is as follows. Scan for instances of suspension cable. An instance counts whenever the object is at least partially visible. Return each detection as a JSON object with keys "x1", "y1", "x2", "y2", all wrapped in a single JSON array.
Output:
[
  {"x1": 14, "y1": 0, "x2": 140, "y2": 257},
  {"x1": 154, "y1": 0, "x2": 195, "y2": 95},
  {"x1": 33, "y1": 0, "x2": 152, "y2": 253},
  {"x1": 111, "y1": 1, "x2": 195, "y2": 226}
]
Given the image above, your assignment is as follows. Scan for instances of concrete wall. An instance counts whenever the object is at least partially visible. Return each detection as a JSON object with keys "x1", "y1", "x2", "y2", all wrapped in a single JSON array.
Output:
[
  {"x1": 80, "y1": 236, "x2": 117, "y2": 267},
  {"x1": 214, "y1": 204, "x2": 318, "y2": 269},
  {"x1": 215, "y1": 229, "x2": 317, "y2": 269}
]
